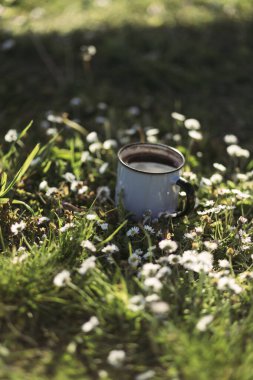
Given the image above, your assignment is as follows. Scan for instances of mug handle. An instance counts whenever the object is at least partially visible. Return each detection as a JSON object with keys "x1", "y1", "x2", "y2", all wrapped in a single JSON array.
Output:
[{"x1": 173, "y1": 177, "x2": 195, "y2": 217}]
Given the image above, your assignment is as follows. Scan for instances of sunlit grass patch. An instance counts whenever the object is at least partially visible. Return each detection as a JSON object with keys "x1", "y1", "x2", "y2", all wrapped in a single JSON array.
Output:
[
  {"x1": 0, "y1": 111, "x2": 251, "y2": 379},
  {"x1": 3, "y1": 0, "x2": 253, "y2": 35}
]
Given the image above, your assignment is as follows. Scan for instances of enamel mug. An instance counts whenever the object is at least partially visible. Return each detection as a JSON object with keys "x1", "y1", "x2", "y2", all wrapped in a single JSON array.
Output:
[{"x1": 115, "y1": 143, "x2": 195, "y2": 220}]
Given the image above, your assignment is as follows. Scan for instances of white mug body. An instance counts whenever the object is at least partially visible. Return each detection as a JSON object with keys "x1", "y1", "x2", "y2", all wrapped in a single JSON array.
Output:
[
  {"x1": 115, "y1": 162, "x2": 180, "y2": 219},
  {"x1": 115, "y1": 143, "x2": 188, "y2": 220}
]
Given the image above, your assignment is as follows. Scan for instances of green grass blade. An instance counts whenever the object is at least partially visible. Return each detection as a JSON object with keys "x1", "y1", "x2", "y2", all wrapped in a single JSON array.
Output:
[
  {"x1": 12, "y1": 200, "x2": 34, "y2": 214},
  {"x1": 98, "y1": 219, "x2": 128, "y2": 247},
  {"x1": 0, "y1": 144, "x2": 40, "y2": 197},
  {"x1": 61, "y1": 115, "x2": 88, "y2": 136},
  {"x1": 0, "y1": 198, "x2": 9, "y2": 204},
  {"x1": 0, "y1": 198, "x2": 33, "y2": 213},
  {"x1": 0, "y1": 172, "x2": 8, "y2": 194},
  {"x1": 18, "y1": 120, "x2": 33, "y2": 140}
]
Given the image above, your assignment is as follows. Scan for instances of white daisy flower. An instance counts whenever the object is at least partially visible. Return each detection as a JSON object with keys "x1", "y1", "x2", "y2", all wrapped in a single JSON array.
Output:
[
  {"x1": 238, "y1": 216, "x2": 248, "y2": 225},
  {"x1": 45, "y1": 187, "x2": 58, "y2": 196},
  {"x1": 144, "y1": 277, "x2": 163, "y2": 292},
  {"x1": 99, "y1": 162, "x2": 109, "y2": 174},
  {"x1": 81, "y1": 316, "x2": 99, "y2": 333},
  {"x1": 180, "y1": 250, "x2": 213, "y2": 273},
  {"x1": 184, "y1": 118, "x2": 201, "y2": 130},
  {"x1": 62, "y1": 172, "x2": 76, "y2": 183},
  {"x1": 156, "y1": 266, "x2": 172, "y2": 279},
  {"x1": 235, "y1": 173, "x2": 248, "y2": 181},
  {"x1": 81, "y1": 151, "x2": 92, "y2": 163},
  {"x1": 143, "y1": 225, "x2": 155, "y2": 234},
  {"x1": 89, "y1": 142, "x2": 103, "y2": 153},
  {"x1": 161, "y1": 254, "x2": 180, "y2": 265},
  {"x1": 103, "y1": 139, "x2": 118, "y2": 150},
  {"x1": 46, "y1": 127, "x2": 57, "y2": 136},
  {"x1": 128, "y1": 253, "x2": 142, "y2": 268},
  {"x1": 141, "y1": 263, "x2": 161, "y2": 277},
  {"x1": 158, "y1": 239, "x2": 178, "y2": 253},
  {"x1": 12, "y1": 252, "x2": 29, "y2": 264},
  {"x1": 200, "y1": 177, "x2": 212, "y2": 187},
  {"x1": 86, "y1": 131, "x2": 98, "y2": 143},
  {"x1": 188, "y1": 130, "x2": 203, "y2": 141},
  {"x1": 149, "y1": 301, "x2": 169, "y2": 315},
  {"x1": 101, "y1": 244, "x2": 119, "y2": 254},
  {"x1": 78, "y1": 256, "x2": 96, "y2": 275},
  {"x1": 53, "y1": 270, "x2": 71, "y2": 287},
  {"x1": 204, "y1": 200, "x2": 215, "y2": 207},
  {"x1": 59, "y1": 223, "x2": 75, "y2": 233},
  {"x1": 70, "y1": 181, "x2": 82, "y2": 192},
  {"x1": 11, "y1": 221, "x2": 26, "y2": 235},
  {"x1": 145, "y1": 128, "x2": 159, "y2": 136},
  {"x1": 78, "y1": 185, "x2": 88, "y2": 195},
  {"x1": 213, "y1": 163, "x2": 226, "y2": 172},
  {"x1": 128, "y1": 294, "x2": 145, "y2": 312},
  {"x1": 126, "y1": 226, "x2": 140, "y2": 237},
  {"x1": 133, "y1": 248, "x2": 144, "y2": 256},
  {"x1": 217, "y1": 277, "x2": 242, "y2": 294},
  {"x1": 5, "y1": 129, "x2": 18, "y2": 143},
  {"x1": 196, "y1": 315, "x2": 213, "y2": 331},
  {"x1": 147, "y1": 135, "x2": 158, "y2": 143},
  {"x1": 218, "y1": 259, "x2": 230, "y2": 268},
  {"x1": 86, "y1": 213, "x2": 97, "y2": 221},
  {"x1": 107, "y1": 349, "x2": 126, "y2": 368},
  {"x1": 47, "y1": 114, "x2": 63, "y2": 123},
  {"x1": 210, "y1": 173, "x2": 223, "y2": 184},
  {"x1": 224, "y1": 134, "x2": 238, "y2": 144},
  {"x1": 37, "y1": 216, "x2": 50, "y2": 225},
  {"x1": 81, "y1": 240, "x2": 96, "y2": 252},
  {"x1": 171, "y1": 112, "x2": 185, "y2": 121},
  {"x1": 227, "y1": 145, "x2": 250, "y2": 158},
  {"x1": 39, "y1": 180, "x2": 48, "y2": 191},
  {"x1": 173, "y1": 134, "x2": 181, "y2": 142},
  {"x1": 182, "y1": 171, "x2": 197, "y2": 181},
  {"x1": 98, "y1": 223, "x2": 109, "y2": 231},
  {"x1": 184, "y1": 231, "x2": 197, "y2": 240},
  {"x1": 145, "y1": 294, "x2": 160, "y2": 303},
  {"x1": 204, "y1": 241, "x2": 218, "y2": 251}
]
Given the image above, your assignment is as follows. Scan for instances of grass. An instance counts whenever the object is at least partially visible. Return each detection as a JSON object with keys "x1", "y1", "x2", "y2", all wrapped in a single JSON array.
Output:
[
  {"x1": 0, "y1": 1, "x2": 253, "y2": 379},
  {"x1": 0, "y1": 115, "x2": 252, "y2": 380}
]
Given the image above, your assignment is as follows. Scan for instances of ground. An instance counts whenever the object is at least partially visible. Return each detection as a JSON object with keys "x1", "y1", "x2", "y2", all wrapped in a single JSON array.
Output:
[{"x1": 0, "y1": 1, "x2": 253, "y2": 380}]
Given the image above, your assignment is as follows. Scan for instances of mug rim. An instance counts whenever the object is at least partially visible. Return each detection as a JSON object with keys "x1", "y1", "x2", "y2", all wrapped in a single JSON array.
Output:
[{"x1": 117, "y1": 142, "x2": 185, "y2": 175}]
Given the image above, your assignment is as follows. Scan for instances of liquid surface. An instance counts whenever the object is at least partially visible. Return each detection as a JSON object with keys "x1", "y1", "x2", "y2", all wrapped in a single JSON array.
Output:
[{"x1": 128, "y1": 161, "x2": 175, "y2": 173}]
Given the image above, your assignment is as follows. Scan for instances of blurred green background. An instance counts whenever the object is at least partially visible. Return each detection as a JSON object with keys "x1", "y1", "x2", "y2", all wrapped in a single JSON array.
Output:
[{"x1": 1, "y1": 0, "x2": 253, "y2": 150}]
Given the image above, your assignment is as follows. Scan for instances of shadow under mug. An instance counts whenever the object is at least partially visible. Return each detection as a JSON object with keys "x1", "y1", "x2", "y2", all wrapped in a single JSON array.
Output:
[{"x1": 115, "y1": 142, "x2": 195, "y2": 220}]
